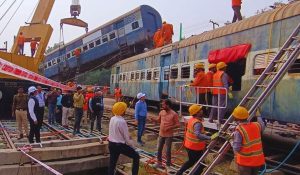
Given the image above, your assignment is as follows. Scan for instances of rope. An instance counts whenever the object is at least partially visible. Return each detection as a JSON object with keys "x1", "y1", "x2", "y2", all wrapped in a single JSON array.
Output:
[
  {"x1": 0, "y1": 0, "x2": 7, "y2": 8},
  {"x1": 0, "y1": 0, "x2": 17, "y2": 21},
  {"x1": 0, "y1": 0, "x2": 24, "y2": 36}
]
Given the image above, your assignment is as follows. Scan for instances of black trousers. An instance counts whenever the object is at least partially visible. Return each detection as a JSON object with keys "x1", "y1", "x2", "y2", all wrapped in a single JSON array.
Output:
[
  {"x1": 232, "y1": 6, "x2": 242, "y2": 23},
  {"x1": 90, "y1": 110, "x2": 103, "y2": 132},
  {"x1": 28, "y1": 117, "x2": 42, "y2": 143},
  {"x1": 56, "y1": 105, "x2": 62, "y2": 124},
  {"x1": 108, "y1": 142, "x2": 140, "y2": 175},
  {"x1": 198, "y1": 93, "x2": 207, "y2": 116},
  {"x1": 176, "y1": 148, "x2": 205, "y2": 175}
]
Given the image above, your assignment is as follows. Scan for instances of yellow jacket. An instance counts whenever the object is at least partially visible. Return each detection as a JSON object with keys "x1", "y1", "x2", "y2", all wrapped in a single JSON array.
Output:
[{"x1": 73, "y1": 93, "x2": 84, "y2": 108}]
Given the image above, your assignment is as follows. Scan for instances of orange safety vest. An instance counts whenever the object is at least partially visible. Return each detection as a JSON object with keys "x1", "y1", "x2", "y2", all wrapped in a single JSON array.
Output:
[
  {"x1": 83, "y1": 92, "x2": 94, "y2": 111},
  {"x1": 191, "y1": 71, "x2": 207, "y2": 94},
  {"x1": 153, "y1": 30, "x2": 164, "y2": 48},
  {"x1": 236, "y1": 122, "x2": 265, "y2": 167},
  {"x1": 114, "y1": 88, "x2": 122, "y2": 97},
  {"x1": 184, "y1": 117, "x2": 206, "y2": 151},
  {"x1": 18, "y1": 35, "x2": 25, "y2": 45},
  {"x1": 162, "y1": 23, "x2": 174, "y2": 43},
  {"x1": 30, "y1": 41, "x2": 37, "y2": 49},
  {"x1": 212, "y1": 71, "x2": 226, "y2": 95},
  {"x1": 205, "y1": 71, "x2": 213, "y2": 92},
  {"x1": 232, "y1": 0, "x2": 242, "y2": 6}
]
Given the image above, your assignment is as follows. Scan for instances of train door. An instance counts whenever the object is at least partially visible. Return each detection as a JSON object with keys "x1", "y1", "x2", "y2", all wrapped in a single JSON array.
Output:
[{"x1": 159, "y1": 54, "x2": 171, "y2": 99}]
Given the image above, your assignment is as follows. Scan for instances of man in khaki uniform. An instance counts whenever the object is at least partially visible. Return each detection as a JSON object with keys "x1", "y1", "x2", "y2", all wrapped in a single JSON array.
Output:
[{"x1": 12, "y1": 87, "x2": 29, "y2": 139}]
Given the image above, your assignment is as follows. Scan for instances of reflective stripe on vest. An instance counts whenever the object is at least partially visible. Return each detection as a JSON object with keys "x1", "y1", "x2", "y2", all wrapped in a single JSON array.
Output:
[
  {"x1": 236, "y1": 122, "x2": 265, "y2": 167},
  {"x1": 212, "y1": 71, "x2": 226, "y2": 95},
  {"x1": 184, "y1": 117, "x2": 206, "y2": 151}
]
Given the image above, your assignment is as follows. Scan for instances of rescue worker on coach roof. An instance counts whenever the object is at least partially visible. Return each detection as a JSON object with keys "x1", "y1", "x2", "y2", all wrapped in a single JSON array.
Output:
[
  {"x1": 232, "y1": 0, "x2": 243, "y2": 23},
  {"x1": 209, "y1": 62, "x2": 230, "y2": 124},
  {"x1": 231, "y1": 106, "x2": 265, "y2": 175},
  {"x1": 190, "y1": 63, "x2": 208, "y2": 115},
  {"x1": 205, "y1": 64, "x2": 217, "y2": 115},
  {"x1": 162, "y1": 21, "x2": 174, "y2": 45},
  {"x1": 12, "y1": 86, "x2": 29, "y2": 140},
  {"x1": 108, "y1": 102, "x2": 140, "y2": 175},
  {"x1": 30, "y1": 38, "x2": 39, "y2": 57},
  {"x1": 176, "y1": 104, "x2": 213, "y2": 175},
  {"x1": 17, "y1": 32, "x2": 25, "y2": 55},
  {"x1": 153, "y1": 28, "x2": 164, "y2": 48}
]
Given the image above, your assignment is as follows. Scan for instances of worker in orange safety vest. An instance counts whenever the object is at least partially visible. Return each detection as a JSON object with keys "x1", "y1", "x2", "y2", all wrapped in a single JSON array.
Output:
[
  {"x1": 209, "y1": 62, "x2": 230, "y2": 124},
  {"x1": 161, "y1": 21, "x2": 174, "y2": 45},
  {"x1": 176, "y1": 104, "x2": 213, "y2": 175},
  {"x1": 30, "y1": 38, "x2": 38, "y2": 57},
  {"x1": 153, "y1": 28, "x2": 164, "y2": 48},
  {"x1": 114, "y1": 86, "x2": 122, "y2": 102},
  {"x1": 190, "y1": 63, "x2": 208, "y2": 115},
  {"x1": 17, "y1": 32, "x2": 25, "y2": 55},
  {"x1": 232, "y1": 0, "x2": 242, "y2": 23},
  {"x1": 231, "y1": 106, "x2": 265, "y2": 175},
  {"x1": 205, "y1": 64, "x2": 217, "y2": 114}
]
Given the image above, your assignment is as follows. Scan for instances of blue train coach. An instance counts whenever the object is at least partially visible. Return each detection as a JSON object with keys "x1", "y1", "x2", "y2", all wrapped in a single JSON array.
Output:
[{"x1": 43, "y1": 5, "x2": 162, "y2": 81}]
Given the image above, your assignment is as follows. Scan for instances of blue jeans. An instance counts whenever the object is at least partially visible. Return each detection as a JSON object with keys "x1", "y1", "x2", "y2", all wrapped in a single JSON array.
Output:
[
  {"x1": 48, "y1": 103, "x2": 56, "y2": 124},
  {"x1": 137, "y1": 117, "x2": 146, "y2": 142},
  {"x1": 74, "y1": 108, "x2": 83, "y2": 133}
]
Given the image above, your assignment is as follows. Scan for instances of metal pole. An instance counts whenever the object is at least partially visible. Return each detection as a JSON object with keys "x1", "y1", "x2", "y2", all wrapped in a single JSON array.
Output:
[{"x1": 179, "y1": 23, "x2": 183, "y2": 41}]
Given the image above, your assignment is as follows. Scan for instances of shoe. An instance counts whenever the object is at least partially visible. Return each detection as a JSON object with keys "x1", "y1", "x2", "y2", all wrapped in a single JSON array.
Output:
[
  {"x1": 137, "y1": 141, "x2": 144, "y2": 146},
  {"x1": 76, "y1": 131, "x2": 82, "y2": 135},
  {"x1": 17, "y1": 134, "x2": 24, "y2": 140}
]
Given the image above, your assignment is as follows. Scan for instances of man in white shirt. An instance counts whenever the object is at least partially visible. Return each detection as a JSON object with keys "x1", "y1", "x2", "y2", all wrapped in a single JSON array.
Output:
[
  {"x1": 27, "y1": 86, "x2": 42, "y2": 143},
  {"x1": 108, "y1": 102, "x2": 140, "y2": 175}
]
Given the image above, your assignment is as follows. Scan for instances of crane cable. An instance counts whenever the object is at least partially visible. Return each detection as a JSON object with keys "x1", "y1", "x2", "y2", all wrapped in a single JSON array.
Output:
[
  {"x1": 0, "y1": 0, "x2": 25, "y2": 37},
  {"x1": 0, "y1": 0, "x2": 17, "y2": 21},
  {"x1": 0, "y1": 0, "x2": 7, "y2": 8}
]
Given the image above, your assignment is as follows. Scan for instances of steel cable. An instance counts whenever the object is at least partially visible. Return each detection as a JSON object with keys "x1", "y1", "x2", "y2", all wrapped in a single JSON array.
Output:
[
  {"x1": 0, "y1": 0, "x2": 17, "y2": 21},
  {"x1": 0, "y1": 0, "x2": 7, "y2": 8}
]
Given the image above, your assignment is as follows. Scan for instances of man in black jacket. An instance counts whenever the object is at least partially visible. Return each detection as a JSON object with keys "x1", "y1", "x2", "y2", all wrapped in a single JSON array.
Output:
[
  {"x1": 61, "y1": 90, "x2": 74, "y2": 128},
  {"x1": 89, "y1": 88, "x2": 104, "y2": 134}
]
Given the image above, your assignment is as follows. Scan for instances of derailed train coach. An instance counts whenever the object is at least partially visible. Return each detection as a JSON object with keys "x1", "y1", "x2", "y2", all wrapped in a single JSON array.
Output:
[{"x1": 111, "y1": 2, "x2": 300, "y2": 125}]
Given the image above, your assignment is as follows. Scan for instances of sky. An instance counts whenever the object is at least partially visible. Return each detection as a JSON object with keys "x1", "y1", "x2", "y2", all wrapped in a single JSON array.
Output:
[{"x1": 0, "y1": 0, "x2": 289, "y2": 55}]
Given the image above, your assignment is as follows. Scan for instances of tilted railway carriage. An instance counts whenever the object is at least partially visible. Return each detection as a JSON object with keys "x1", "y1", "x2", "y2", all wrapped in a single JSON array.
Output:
[
  {"x1": 111, "y1": 2, "x2": 300, "y2": 124},
  {"x1": 44, "y1": 5, "x2": 162, "y2": 81}
]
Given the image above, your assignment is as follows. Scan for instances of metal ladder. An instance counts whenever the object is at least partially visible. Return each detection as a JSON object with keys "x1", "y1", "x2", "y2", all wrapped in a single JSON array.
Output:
[{"x1": 188, "y1": 22, "x2": 300, "y2": 175}]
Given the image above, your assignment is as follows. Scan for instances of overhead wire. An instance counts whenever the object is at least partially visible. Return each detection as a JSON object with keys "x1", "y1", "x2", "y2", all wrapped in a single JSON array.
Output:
[
  {"x1": 0, "y1": 0, "x2": 25, "y2": 37},
  {"x1": 0, "y1": 0, "x2": 7, "y2": 8},
  {"x1": 0, "y1": 0, "x2": 17, "y2": 21}
]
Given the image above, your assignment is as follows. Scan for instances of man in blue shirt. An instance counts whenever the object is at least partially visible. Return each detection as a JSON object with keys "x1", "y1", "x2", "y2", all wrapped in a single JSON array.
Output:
[
  {"x1": 89, "y1": 88, "x2": 104, "y2": 134},
  {"x1": 135, "y1": 92, "x2": 147, "y2": 146}
]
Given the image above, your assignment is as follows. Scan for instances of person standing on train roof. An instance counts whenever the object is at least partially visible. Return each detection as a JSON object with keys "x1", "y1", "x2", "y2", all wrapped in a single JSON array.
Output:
[
  {"x1": 190, "y1": 63, "x2": 208, "y2": 116},
  {"x1": 232, "y1": 0, "x2": 243, "y2": 23},
  {"x1": 108, "y1": 102, "x2": 140, "y2": 175},
  {"x1": 134, "y1": 92, "x2": 147, "y2": 146},
  {"x1": 27, "y1": 86, "x2": 43, "y2": 144},
  {"x1": 73, "y1": 85, "x2": 85, "y2": 135},
  {"x1": 231, "y1": 106, "x2": 265, "y2": 175},
  {"x1": 209, "y1": 62, "x2": 229, "y2": 124},
  {"x1": 153, "y1": 28, "x2": 164, "y2": 48},
  {"x1": 30, "y1": 38, "x2": 38, "y2": 57},
  {"x1": 17, "y1": 32, "x2": 25, "y2": 55},
  {"x1": 12, "y1": 86, "x2": 29, "y2": 140},
  {"x1": 114, "y1": 86, "x2": 122, "y2": 102},
  {"x1": 205, "y1": 64, "x2": 217, "y2": 115},
  {"x1": 151, "y1": 99, "x2": 180, "y2": 170},
  {"x1": 176, "y1": 104, "x2": 213, "y2": 175},
  {"x1": 162, "y1": 21, "x2": 174, "y2": 45}
]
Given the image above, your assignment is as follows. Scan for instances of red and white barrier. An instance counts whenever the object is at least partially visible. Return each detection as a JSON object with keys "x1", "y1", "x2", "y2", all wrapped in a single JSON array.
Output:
[{"x1": 0, "y1": 57, "x2": 73, "y2": 90}]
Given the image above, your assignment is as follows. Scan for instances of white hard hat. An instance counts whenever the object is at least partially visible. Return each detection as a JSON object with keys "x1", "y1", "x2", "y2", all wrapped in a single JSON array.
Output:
[
  {"x1": 137, "y1": 92, "x2": 146, "y2": 99},
  {"x1": 28, "y1": 86, "x2": 37, "y2": 94}
]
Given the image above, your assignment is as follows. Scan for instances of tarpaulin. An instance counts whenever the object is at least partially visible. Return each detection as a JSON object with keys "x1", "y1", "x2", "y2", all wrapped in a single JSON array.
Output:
[
  {"x1": 208, "y1": 44, "x2": 251, "y2": 64},
  {"x1": 0, "y1": 57, "x2": 73, "y2": 90}
]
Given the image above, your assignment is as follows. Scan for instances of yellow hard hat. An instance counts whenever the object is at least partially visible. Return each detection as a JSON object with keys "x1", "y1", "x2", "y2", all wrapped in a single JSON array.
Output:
[
  {"x1": 112, "y1": 102, "x2": 127, "y2": 116},
  {"x1": 217, "y1": 62, "x2": 227, "y2": 70},
  {"x1": 189, "y1": 104, "x2": 202, "y2": 116},
  {"x1": 208, "y1": 64, "x2": 216, "y2": 69},
  {"x1": 232, "y1": 106, "x2": 249, "y2": 120},
  {"x1": 195, "y1": 63, "x2": 205, "y2": 69}
]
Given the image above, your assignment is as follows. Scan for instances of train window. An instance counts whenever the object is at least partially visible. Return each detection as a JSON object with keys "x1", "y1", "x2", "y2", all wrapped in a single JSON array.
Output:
[
  {"x1": 95, "y1": 39, "x2": 101, "y2": 46},
  {"x1": 111, "y1": 75, "x2": 114, "y2": 84},
  {"x1": 71, "y1": 51, "x2": 75, "y2": 57},
  {"x1": 122, "y1": 74, "x2": 126, "y2": 81},
  {"x1": 164, "y1": 68, "x2": 170, "y2": 80},
  {"x1": 132, "y1": 21, "x2": 139, "y2": 30},
  {"x1": 130, "y1": 72, "x2": 135, "y2": 80},
  {"x1": 52, "y1": 59, "x2": 57, "y2": 65},
  {"x1": 118, "y1": 28, "x2": 125, "y2": 37},
  {"x1": 109, "y1": 32, "x2": 116, "y2": 40},
  {"x1": 171, "y1": 66, "x2": 178, "y2": 79},
  {"x1": 135, "y1": 71, "x2": 140, "y2": 80},
  {"x1": 181, "y1": 65, "x2": 190, "y2": 79},
  {"x1": 141, "y1": 71, "x2": 145, "y2": 80},
  {"x1": 83, "y1": 45, "x2": 88, "y2": 51},
  {"x1": 102, "y1": 35, "x2": 108, "y2": 43},
  {"x1": 147, "y1": 70, "x2": 152, "y2": 80},
  {"x1": 57, "y1": 57, "x2": 61, "y2": 63},
  {"x1": 153, "y1": 69, "x2": 159, "y2": 80},
  {"x1": 253, "y1": 52, "x2": 276, "y2": 75},
  {"x1": 119, "y1": 74, "x2": 122, "y2": 81},
  {"x1": 89, "y1": 42, "x2": 95, "y2": 49},
  {"x1": 66, "y1": 53, "x2": 71, "y2": 59},
  {"x1": 288, "y1": 58, "x2": 300, "y2": 73},
  {"x1": 47, "y1": 62, "x2": 52, "y2": 67}
]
